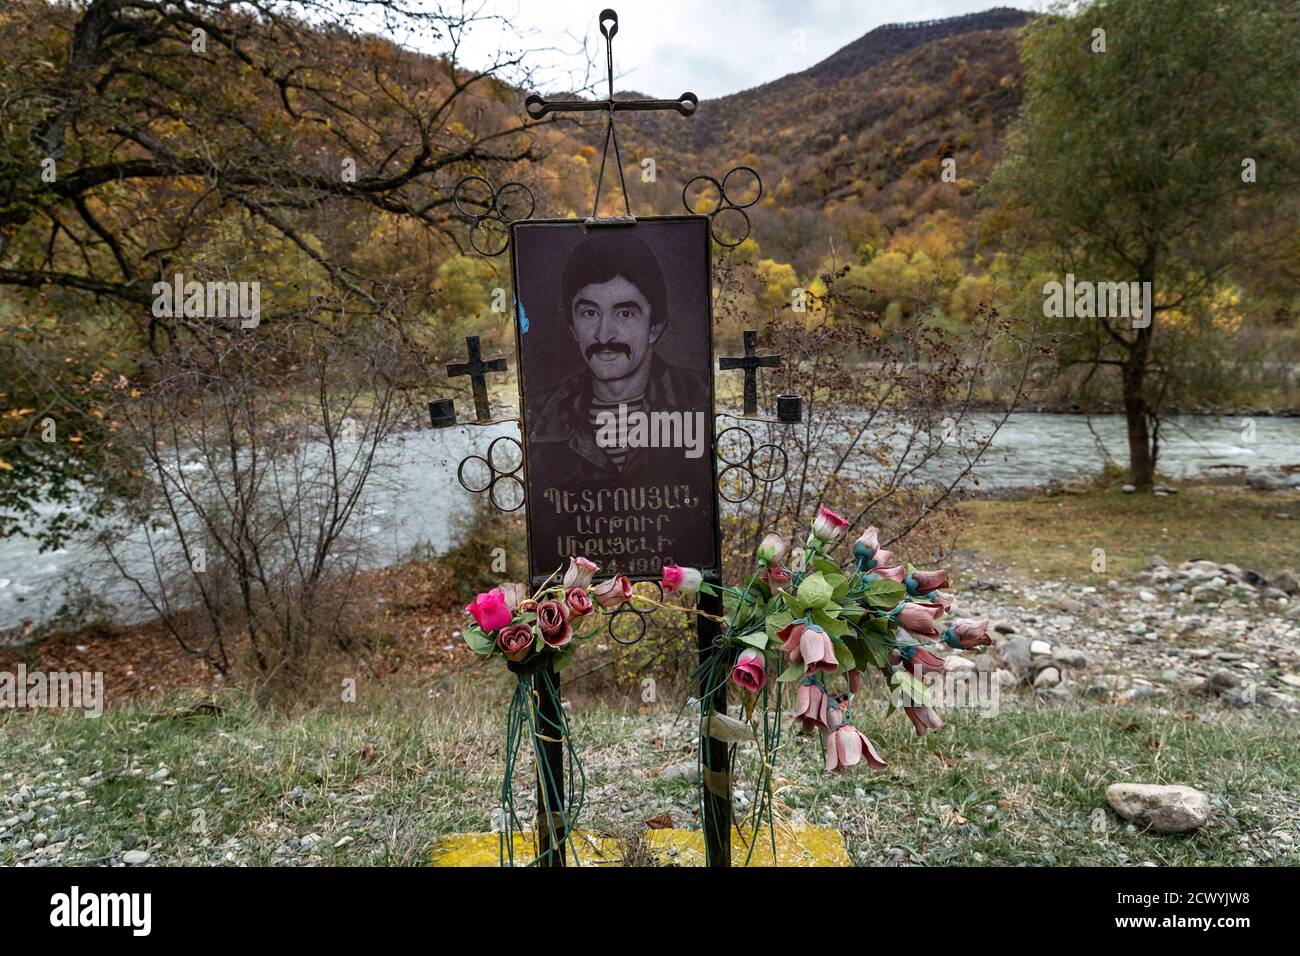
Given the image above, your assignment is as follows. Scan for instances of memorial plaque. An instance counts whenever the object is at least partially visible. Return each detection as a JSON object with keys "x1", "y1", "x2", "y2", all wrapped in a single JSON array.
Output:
[{"x1": 510, "y1": 216, "x2": 719, "y2": 583}]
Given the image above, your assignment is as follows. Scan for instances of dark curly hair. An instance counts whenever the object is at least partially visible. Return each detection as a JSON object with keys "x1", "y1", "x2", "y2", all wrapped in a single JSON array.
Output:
[{"x1": 559, "y1": 230, "x2": 669, "y2": 334}]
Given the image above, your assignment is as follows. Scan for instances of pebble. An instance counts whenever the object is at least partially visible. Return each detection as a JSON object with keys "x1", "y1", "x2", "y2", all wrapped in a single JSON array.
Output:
[
  {"x1": 1034, "y1": 667, "x2": 1061, "y2": 688},
  {"x1": 1053, "y1": 647, "x2": 1090, "y2": 668},
  {"x1": 1118, "y1": 685, "x2": 1165, "y2": 703},
  {"x1": 657, "y1": 761, "x2": 700, "y2": 784},
  {"x1": 123, "y1": 849, "x2": 150, "y2": 865}
]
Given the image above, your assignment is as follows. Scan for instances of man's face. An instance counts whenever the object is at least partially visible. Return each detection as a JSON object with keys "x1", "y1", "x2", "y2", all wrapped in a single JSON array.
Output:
[{"x1": 570, "y1": 275, "x2": 661, "y2": 382}]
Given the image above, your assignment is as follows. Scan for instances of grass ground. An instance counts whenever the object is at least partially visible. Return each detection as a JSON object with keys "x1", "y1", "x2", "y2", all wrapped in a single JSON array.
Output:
[
  {"x1": 4, "y1": 483, "x2": 1297, "y2": 866},
  {"x1": 956, "y1": 485, "x2": 1300, "y2": 582},
  {"x1": 3, "y1": 680, "x2": 1297, "y2": 866}
]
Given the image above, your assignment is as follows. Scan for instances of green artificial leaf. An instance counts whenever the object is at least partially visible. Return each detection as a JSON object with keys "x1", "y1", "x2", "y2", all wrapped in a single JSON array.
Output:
[
  {"x1": 553, "y1": 643, "x2": 576, "y2": 672},
  {"x1": 699, "y1": 581, "x2": 718, "y2": 597},
  {"x1": 829, "y1": 574, "x2": 851, "y2": 600},
  {"x1": 737, "y1": 628, "x2": 768, "y2": 650},
  {"x1": 855, "y1": 631, "x2": 892, "y2": 668},
  {"x1": 764, "y1": 609, "x2": 794, "y2": 640},
  {"x1": 797, "y1": 572, "x2": 834, "y2": 609},
  {"x1": 777, "y1": 661, "x2": 806, "y2": 683},
  {"x1": 859, "y1": 577, "x2": 906, "y2": 609},
  {"x1": 781, "y1": 589, "x2": 807, "y2": 618},
  {"x1": 832, "y1": 639, "x2": 857, "y2": 672},
  {"x1": 463, "y1": 625, "x2": 496, "y2": 656},
  {"x1": 838, "y1": 604, "x2": 866, "y2": 621},
  {"x1": 859, "y1": 615, "x2": 891, "y2": 634},
  {"x1": 810, "y1": 555, "x2": 842, "y2": 578},
  {"x1": 811, "y1": 608, "x2": 850, "y2": 639}
]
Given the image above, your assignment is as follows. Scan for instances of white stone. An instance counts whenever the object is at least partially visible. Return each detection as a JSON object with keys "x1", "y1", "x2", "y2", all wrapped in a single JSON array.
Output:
[{"x1": 1105, "y1": 784, "x2": 1211, "y2": 833}]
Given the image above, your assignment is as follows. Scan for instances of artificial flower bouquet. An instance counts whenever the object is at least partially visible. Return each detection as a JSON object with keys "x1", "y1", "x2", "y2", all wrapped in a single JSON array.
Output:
[
  {"x1": 710, "y1": 506, "x2": 991, "y2": 774},
  {"x1": 462, "y1": 557, "x2": 636, "y2": 673},
  {"x1": 461, "y1": 505, "x2": 990, "y2": 772},
  {"x1": 458, "y1": 506, "x2": 989, "y2": 864}
]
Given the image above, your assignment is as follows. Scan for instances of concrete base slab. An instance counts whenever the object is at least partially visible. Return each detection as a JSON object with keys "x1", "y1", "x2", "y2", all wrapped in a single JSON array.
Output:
[{"x1": 430, "y1": 827, "x2": 850, "y2": 867}]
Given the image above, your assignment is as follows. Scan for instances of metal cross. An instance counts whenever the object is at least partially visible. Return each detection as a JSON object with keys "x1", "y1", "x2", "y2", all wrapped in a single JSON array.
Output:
[
  {"x1": 719, "y1": 330, "x2": 781, "y2": 417},
  {"x1": 446, "y1": 335, "x2": 508, "y2": 424},
  {"x1": 524, "y1": 9, "x2": 697, "y2": 219}
]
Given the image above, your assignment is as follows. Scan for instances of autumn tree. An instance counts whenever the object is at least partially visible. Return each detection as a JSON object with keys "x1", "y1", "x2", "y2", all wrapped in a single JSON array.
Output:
[
  {"x1": 0, "y1": 0, "x2": 559, "y2": 547},
  {"x1": 991, "y1": 0, "x2": 1299, "y2": 486}
]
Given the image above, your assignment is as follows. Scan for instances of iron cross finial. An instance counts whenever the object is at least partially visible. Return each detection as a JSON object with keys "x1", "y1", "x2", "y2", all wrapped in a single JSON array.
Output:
[
  {"x1": 523, "y1": 10, "x2": 697, "y2": 220},
  {"x1": 446, "y1": 335, "x2": 508, "y2": 424},
  {"x1": 719, "y1": 330, "x2": 781, "y2": 417}
]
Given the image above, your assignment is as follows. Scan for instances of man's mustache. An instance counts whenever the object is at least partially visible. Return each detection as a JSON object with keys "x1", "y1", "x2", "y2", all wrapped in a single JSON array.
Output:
[{"x1": 585, "y1": 341, "x2": 631, "y2": 360}]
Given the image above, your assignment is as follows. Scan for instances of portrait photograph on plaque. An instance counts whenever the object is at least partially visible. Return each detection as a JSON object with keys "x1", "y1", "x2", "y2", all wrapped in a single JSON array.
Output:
[{"x1": 510, "y1": 217, "x2": 718, "y2": 582}]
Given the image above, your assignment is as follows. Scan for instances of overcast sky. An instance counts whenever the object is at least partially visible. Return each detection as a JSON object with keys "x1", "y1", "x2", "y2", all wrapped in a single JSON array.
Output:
[{"x1": 432, "y1": 1, "x2": 1045, "y2": 100}]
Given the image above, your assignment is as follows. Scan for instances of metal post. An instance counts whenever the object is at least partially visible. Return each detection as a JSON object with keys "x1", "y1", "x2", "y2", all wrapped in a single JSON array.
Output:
[
  {"x1": 534, "y1": 661, "x2": 567, "y2": 867},
  {"x1": 697, "y1": 577, "x2": 731, "y2": 867}
]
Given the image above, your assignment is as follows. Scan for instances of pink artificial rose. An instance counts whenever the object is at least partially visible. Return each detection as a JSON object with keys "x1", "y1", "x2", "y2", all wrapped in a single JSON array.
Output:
[
  {"x1": 869, "y1": 564, "x2": 907, "y2": 582},
  {"x1": 496, "y1": 622, "x2": 535, "y2": 662},
  {"x1": 778, "y1": 620, "x2": 805, "y2": 654},
  {"x1": 909, "y1": 569, "x2": 950, "y2": 594},
  {"x1": 661, "y1": 563, "x2": 703, "y2": 596},
  {"x1": 945, "y1": 618, "x2": 991, "y2": 650},
  {"x1": 731, "y1": 648, "x2": 767, "y2": 693},
  {"x1": 930, "y1": 591, "x2": 954, "y2": 617},
  {"x1": 795, "y1": 680, "x2": 830, "y2": 732},
  {"x1": 562, "y1": 556, "x2": 599, "y2": 590},
  {"x1": 897, "y1": 601, "x2": 942, "y2": 638},
  {"x1": 855, "y1": 526, "x2": 879, "y2": 553},
  {"x1": 536, "y1": 599, "x2": 572, "y2": 647},
  {"x1": 874, "y1": 548, "x2": 894, "y2": 566},
  {"x1": 847, "y1": 669, "x2": 864, "y2": 694},
  {"x1": 465, "y1": 588, "x2": 512, "y2": 633},
  {"x1": 901, "y1": 646, "x2": 946, "y2": 676},
  {"x1": 566, "y1": 586, "x2": 594, "y2": 618},
  {"x1": 497, "y1": 582, "x2": 529, "y2": 610},
  {"x1": 592, "y1": 575, "x2": 633, "y2": 608},
  {"x1": 756, "y1": 531, "x2": 788, "y2": 564},
  {"x1": 764, "y1": 564, "x2": 792, "y2": 591},
  {"x1": 823, "y1": 725, "x2": 887, "y2": 773},
  {"x1": 810, "y1": 506, "x2": 850, "y2": 543},
  {"x1": 779, "y1": 621, "x2": 838, "y2": 676},
  {"x1": 789, "y1": 548, "x2": 808, "y2": 573},
  {"x1": 904, "y1": 705, "x2": 944, "y2": 738}
]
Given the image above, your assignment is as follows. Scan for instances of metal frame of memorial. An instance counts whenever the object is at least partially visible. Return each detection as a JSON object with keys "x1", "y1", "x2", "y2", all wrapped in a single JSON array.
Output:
[{"x1": 429, "y1": 9, "x2": 804, "y2": 868}]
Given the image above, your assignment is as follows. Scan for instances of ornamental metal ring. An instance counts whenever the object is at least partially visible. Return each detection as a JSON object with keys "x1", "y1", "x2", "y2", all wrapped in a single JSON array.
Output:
[
  {"x1": 715, "y1": 425, "x2": 788, "y2": 504},
  {"x1": 682, "y1": 165, "x2": 762, "y2": 247},
  {"x1": 606, "y1": 579, "x2": 664, "y2": 645},
  {"x1": 456, "y1": 435, "x2": 525, "y2": 512},
  {"x1": 453, "y1": 177, "x2": 536, "y2": 257}
]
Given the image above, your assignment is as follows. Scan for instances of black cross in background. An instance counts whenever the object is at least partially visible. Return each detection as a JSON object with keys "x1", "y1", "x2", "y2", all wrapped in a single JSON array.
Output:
[
  {"x1": 446, "y1": 335, "x2": 507, "y2": 423},
  {"x1": 719, "y1": 330, "x2": 781, "y2": 417}
]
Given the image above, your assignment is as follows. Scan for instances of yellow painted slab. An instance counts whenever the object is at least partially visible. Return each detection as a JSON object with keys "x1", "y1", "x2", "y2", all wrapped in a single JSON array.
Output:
[
  {"x1": 430, "y1": 827, "x2": 850, "y2": 867},
  {"x1": 430, "y1": 831, "x2": 622, "y2": 867},
  {"x1": 645, "y1": 827, "x2": 851, "y2": 867}
]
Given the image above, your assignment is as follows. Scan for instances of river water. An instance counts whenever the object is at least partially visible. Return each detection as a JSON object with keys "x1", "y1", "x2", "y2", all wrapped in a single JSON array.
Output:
[{"x1": 1, "y1": 413, "x2": 1296, "y2": 630}]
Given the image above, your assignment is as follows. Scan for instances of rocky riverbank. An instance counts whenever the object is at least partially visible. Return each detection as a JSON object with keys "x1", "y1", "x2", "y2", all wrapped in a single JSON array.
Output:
[{"x1": 950, "y1": 555, "x2": 1300, "y2": 714}]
